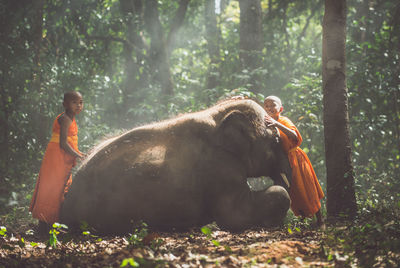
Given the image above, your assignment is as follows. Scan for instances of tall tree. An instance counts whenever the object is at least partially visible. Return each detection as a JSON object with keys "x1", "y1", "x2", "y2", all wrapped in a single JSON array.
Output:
[
  {"x1": 119, "y1": 0, "x2": 145, "y2": 98},
  {"x1": 238, "y1": 0, "x2": 262, "y2": 92},
  {"x1": 144, "y1": 0, "x2": 190, "y2": 96},
  {"x1": 322, "y1": 0, "x2": 357, "y2": 220},
  {"x1": 391, "y1": 3, "x2": 400, "y2": 151},
  {"x1": 31, "y1": 0, "x2": 49, "y2": 146},
  {"x1": 204, "y1": 0, "x2": 220, "y2": 90},
  {"x1": 0, "y1": 0, "x2": 42, "y2": 210},
  {"x1": 144, "y1": 0, "x2": 174, "y2": 95}
]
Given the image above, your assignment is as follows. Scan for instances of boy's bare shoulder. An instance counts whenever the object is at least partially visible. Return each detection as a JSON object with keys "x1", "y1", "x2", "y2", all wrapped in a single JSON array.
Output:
[{"x1": 58, "y1": 113, "x2": 72, "y2": 126}]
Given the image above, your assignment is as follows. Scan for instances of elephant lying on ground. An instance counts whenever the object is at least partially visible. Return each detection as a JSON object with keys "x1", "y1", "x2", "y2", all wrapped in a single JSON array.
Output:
[{"x1": 60, "y1": 99, "x2": 292, "y2": 233}]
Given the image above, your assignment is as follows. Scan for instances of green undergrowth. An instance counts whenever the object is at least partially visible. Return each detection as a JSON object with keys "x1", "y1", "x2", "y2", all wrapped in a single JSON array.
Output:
[{"x1": 322, "y1": 203, "x2": 400, "y2": 267}]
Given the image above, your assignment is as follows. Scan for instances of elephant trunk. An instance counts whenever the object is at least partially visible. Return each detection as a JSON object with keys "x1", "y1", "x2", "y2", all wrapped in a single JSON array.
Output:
[{"x1": 270, "y1": 144, "x2": 292, "y2": 191}]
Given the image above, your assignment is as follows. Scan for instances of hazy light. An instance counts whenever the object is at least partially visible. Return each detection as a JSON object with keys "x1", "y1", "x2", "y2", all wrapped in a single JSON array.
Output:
[{"x1": 215, "y1": 0, "x2": 221, "y2": 14}]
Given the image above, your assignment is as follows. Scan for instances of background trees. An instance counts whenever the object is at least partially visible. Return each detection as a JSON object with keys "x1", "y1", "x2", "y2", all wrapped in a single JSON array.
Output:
[
  {"x1": 238, "y1": 0, "x2": 263, "y2": 92},
  {"x1": 0, "y1": 0, "x2": 399, "y2": 225},
  {"x1": 322, "y1": 0, "x2": 357, "y2": 220}
]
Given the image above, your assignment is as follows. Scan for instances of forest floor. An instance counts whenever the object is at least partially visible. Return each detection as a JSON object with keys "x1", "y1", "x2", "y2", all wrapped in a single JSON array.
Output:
[
  {"x1": 0, "y1": 225, "x2": 332, "y2": 268},
  {"x1": 1, "y1": 207, "x2": 399, "y2": 267}
]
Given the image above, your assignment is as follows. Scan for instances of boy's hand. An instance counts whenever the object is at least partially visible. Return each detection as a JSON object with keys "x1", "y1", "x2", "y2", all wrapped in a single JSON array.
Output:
[{"x1": 264, "y1": 114, "x2": 278, "y2": 127}]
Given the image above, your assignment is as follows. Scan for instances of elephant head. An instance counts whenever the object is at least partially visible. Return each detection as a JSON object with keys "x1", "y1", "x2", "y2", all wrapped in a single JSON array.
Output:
[{"x1": 216, "y1": 101, "x2": 292, "y2": 190}]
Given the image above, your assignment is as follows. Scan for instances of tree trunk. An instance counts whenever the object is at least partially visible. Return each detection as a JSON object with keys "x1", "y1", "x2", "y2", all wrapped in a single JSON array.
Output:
[
  {"x1": 205, "y1": 0, "x2": 220, "y2": 90},
  {"x1": 166, "y1": 0, "x2": 190, "y2": 53},
  {"x1": 238, "y1": 0, "x2": 263, "y2": 92},
  {"x1": 119, "y1": 0, "x2": 141, "y2": 93},
  {"x1": 322, "y1": 0, "x2": 357, "y2": 220},
  {"x1": 144, "y1": 0, "x2": 174, "y2": 95},
  {"x1": 268, "y1": 0, "x2": 272, "y2": 14},
  {"x1": 389, "y1": 3, "x2": 400, "y2": 152},
  {"x1": 0, "y1": 83, "x2": 9, "y2": 186},
  {"x1": 31, "y1": 0, "x2": 49, "y2": 146},
  {"x1": 0, "y1": 1, "x2": 19, "y2": 185},
  {"x1": 32, "y1": 0, "x2": 44, "y2": 91}
]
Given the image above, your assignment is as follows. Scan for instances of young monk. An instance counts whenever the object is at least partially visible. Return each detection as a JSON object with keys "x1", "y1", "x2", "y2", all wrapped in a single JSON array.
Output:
[
  {"x1": 263, "y1": 95, "x2": 325, "y2": 227},
  {"x1": 29, "y1": 91, "x2": 84, "y2": 233}
]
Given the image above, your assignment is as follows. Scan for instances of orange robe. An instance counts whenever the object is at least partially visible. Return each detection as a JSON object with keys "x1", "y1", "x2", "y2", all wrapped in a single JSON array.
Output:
[
  {"x1": 29, "y1": 113, "x2": 80, "y2": 224},
  {"x1": 277, "y1": 116, "x2": 324, "y2": 217}
]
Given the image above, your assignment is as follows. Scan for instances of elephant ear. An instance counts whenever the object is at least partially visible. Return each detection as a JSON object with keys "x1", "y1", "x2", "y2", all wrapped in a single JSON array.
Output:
[{"x1": 218, "y1": 110, "x2": 253, "y2": 156}]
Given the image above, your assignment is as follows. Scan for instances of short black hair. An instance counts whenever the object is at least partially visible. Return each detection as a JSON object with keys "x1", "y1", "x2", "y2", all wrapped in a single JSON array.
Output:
[{"x1": 63, "y1": 91, "x2": 82, "y2": 102}]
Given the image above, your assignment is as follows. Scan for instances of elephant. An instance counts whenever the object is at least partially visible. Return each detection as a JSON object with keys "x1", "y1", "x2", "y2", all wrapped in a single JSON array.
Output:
[{"x1": 60, "y1": 99, "x2": 292, "y2": 234}]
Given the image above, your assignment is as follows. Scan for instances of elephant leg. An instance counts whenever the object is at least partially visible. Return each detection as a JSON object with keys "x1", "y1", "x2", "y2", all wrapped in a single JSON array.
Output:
[
  {"x1": 213, "y1": 185, "x2": 290, "y2": 231},
  {"x1": 213, "y1": 190, "x2": 255, "y2": 232},
  {"x1": 251, "y1": 185, "x2": 291, "y2": 227}
]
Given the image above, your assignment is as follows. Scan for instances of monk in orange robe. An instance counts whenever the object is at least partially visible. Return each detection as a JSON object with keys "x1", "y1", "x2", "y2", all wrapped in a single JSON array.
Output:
[
  {"x1": 264, "y1": 96, "x2": 324, "y2": 226},
  {"x1": 30, "y1": 91, "x2": 84, "y2": 231}
]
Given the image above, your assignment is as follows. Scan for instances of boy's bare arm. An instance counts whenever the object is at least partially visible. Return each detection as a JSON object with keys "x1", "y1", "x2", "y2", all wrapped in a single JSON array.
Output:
[
  {"x1": 275, "y1": 121, "x2": 299, "y2": 143},
  {"x1": 58, "y1": 115, "x2": 83, "y2": 158},
  {"x1": 264, "y1": 115, "x2": 298, "y2": 143}
]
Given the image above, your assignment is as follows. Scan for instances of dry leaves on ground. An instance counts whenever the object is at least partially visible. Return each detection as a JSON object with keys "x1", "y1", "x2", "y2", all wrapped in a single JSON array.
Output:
[{"x1": 0, "y1": 226, "x2": 333, "y2": 267}]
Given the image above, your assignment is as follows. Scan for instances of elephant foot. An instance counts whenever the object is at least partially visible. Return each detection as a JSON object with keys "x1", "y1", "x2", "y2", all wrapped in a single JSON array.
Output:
[
  {"x1": 252, "y1": 185, "x2": 291, "y2": 227},
  {"x1": 213, "y1": 185, "x2": 290, "y2": 231},
  {"x1": 213, "y1": 192, "x2": 254, "y2": 232}
]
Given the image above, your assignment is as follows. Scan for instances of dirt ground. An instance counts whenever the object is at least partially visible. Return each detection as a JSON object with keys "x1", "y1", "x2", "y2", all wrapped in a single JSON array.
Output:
[{"x1": 0, "y1": 226, "x2": 334, "y2": 268}]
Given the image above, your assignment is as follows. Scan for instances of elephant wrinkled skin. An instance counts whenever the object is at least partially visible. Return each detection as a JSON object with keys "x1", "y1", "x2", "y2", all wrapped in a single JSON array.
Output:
[{"x1": 60, "y1": 99, "x2": 292, "y2": 233}]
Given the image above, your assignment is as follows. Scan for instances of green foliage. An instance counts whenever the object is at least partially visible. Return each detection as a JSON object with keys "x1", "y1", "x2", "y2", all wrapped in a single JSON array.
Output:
[
  {"x1": 78, "y1": 220, "x2": 101, "y2": 241},
  {"x1": 0, "y1": 5, "x2": 399, "y2": 262},
  {"x1": 346, "y1": 0, "x2": 400, "y2": 205},
  {"x1": 120, "y1": 257, "x2": 139, "y2": 267},
  {"x1": 200, "y1": 226, "x2": 212, "y2": 236},
  {"x1": 79, "y1": 220, "x2": 90, "y2": 232},
  {"x1": 128, "y1": 222, "x2": 149, "y2": 248},
  {"x1": 126, "y1": 221, "x2": 163, "y2": 251},
  {"x1": 201, "y1": 226, "x2": 232, "y2": 252},
  {"x1": 18, "y1": 237, "x2": 25, "y2": 248},
  {"x1": 284, "y1": 210, "x2": 315, "y2": 233},
  {"x1": 81, "y1": 230, "x2": 101, "y2": 241},
  {"x1": 127, "y1": 222, "x2": 166, "y2": 253},
  {"x1": 47, "y1": 223, "x2": 68, "y2": 248},
  {"x1": 323, "y1": 203, "x2": 400, "y2": 267},
  {"x1": 0, "y1": 226, "x2": 7, "y2": 237},
  {"x1": 0, "y1": 207, "x2": 35, "y2": 231},
  {"x1": 287, "y1": 225, "x2": 301, "y2": 235}
]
